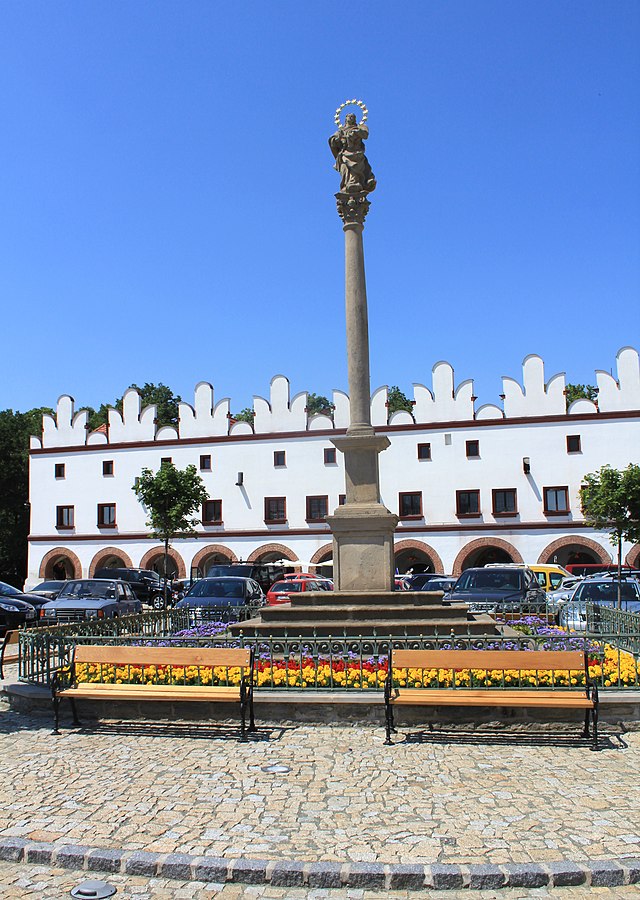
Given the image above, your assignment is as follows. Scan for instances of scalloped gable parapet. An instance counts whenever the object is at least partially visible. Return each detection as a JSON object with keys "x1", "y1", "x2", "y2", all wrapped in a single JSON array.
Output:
[
  {"x1": 107, "y1": 388, "x2": 156, "y2": 443},
  {"x1": 253, "y1": 375, "x2": 307, "y2": 433},
  {"x1": 502, "y1": 355, "x2": 566, "y2": 417},
  {"x1": 413, "y1": 361, "x2": 475, "y2": 423},
  {"x1": 42, "y1": 396, "x2": 88, "y2": 448},
  {"x1": 596, "y1": 347, "x2": 640, "y2": 412},
  {"x1": 33, "y1": 348, "x2": 639, "y2": 448},
  {"x1": 179, "y1": 382, "x2": 230, "y2": 437}
]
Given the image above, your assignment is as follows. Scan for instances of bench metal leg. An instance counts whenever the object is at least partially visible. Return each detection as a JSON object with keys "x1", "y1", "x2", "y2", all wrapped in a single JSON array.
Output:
[
  {"x1": 248, "y1": 690, "x2": 256, "y2": 733},
  {"x1": 384, "y1": 701, "x2": 393, "y2": 745},
  {"x1": 52, "y1": 696, "x2": 61, "y2": 735},
  {"x1": 582, "y1": 708, "x2": 590, "y2": 739},
  {"x1": 69, "y1": 698, "x2": 81, "y2": 727},
  {"x1": 590, "y1": 706, "x2": 599, "y2": 752}
]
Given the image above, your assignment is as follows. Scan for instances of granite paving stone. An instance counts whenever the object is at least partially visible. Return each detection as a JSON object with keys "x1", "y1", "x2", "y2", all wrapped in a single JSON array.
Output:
[{"x1": 1, "y1": 696, "x2": 640, "y2": 893}]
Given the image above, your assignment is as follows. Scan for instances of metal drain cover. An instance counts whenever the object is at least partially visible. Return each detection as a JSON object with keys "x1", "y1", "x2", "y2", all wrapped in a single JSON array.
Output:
[
  {"x1": 70, "y1": 881, "x2": 117, "y2": 898},
  {"x1": 261, "y1": 764, "x2": 291, "y2": 774}
]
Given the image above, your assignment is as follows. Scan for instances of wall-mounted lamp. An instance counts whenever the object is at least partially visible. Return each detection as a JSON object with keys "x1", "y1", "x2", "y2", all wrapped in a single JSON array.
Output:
[
  {"x1": 522, "y1": 457, "x2": 531, "y2": 475},
  {"x1": 235, "y1": 472, "x2": 244, "y2": 486}
]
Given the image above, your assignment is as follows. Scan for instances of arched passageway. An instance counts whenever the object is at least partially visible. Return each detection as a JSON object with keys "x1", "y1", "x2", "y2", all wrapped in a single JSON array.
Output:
[
  {"x1": 452, "y1": 539, "x2": 523, "y2": 576},
  {"x1": 538, "y1": 537, "x2": 611, "y2": 568},
  {"x1": 89, "y1": 548, "x2": 133, "y2": 576},
  {"x1": 138, "y1": 547, "x2": 186, "y2": 579},
  {"x1": 394, "y1": 540, "x2": 444, "y2": 575},
  {"x1": 38, "y1": 548, "x2": 82, "y2": 580}
]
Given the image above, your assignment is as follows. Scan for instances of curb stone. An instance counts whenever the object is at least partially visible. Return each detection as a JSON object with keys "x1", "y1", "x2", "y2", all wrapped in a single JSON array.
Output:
[{"x1": 1, "y1": 836, "x2": 639, "y2": 890}]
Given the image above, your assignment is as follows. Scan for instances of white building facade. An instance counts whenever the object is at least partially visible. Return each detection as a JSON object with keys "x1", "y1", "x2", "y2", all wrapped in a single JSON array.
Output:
[{"x1": 26, "y1": 347, "x2": 640, "y2": 587}]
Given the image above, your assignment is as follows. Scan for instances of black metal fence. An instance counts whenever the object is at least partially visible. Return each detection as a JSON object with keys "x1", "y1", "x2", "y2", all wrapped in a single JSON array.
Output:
[{"x1": 15, "y1": 605, "x2": 640, "y2": 691}]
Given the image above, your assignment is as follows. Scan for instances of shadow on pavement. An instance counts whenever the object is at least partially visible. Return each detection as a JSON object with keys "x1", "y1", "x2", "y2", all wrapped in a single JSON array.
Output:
[{"x1": 401, "y1": 726, "x2": 627, "y2": 751}]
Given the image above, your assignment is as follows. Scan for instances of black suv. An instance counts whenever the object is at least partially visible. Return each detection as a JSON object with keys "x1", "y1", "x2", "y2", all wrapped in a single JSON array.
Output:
[
  {"x1": 94, "y1": 568, "x2": 168, "y2": 608},
  {"x1": 205, "y1": 563, "x2": 293, "y2": 593}
]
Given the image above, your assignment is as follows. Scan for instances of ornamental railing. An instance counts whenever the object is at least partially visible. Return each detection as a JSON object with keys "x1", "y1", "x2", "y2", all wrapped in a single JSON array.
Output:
[
  {"x1": 15, "y1": 607, "x2": 640, "y2": 691},
  {"x1": 586, "y1": 602, "x2": 640, "y2": 655}
]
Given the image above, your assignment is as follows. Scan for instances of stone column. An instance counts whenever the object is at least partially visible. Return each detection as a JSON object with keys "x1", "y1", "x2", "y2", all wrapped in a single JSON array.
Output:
[{"x1": 326, "y1": 192, "x2": 398, "y2": 591}]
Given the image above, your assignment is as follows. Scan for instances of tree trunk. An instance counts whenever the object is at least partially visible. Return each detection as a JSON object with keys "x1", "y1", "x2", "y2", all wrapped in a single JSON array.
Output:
[
  {"x1": 617, "y1": 531, "x2": 622, "y2": 609},
  {"x1": 163, "y1": 537, "x2": 170, "y2": 606}
]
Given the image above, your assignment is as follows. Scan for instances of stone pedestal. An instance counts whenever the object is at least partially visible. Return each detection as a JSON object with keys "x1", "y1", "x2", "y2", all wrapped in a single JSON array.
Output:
[{"x1": 327, "y1": 432, "x2": 398, "y2": 591}]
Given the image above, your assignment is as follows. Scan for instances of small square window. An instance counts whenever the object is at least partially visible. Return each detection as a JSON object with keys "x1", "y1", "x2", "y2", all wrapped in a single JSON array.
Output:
[
  {"x1": 306, "y1": 495, "x2": 328, "y2": 521},
  {"x1": 97, "y1": 503, "x2": 116, "y2": 527},
  {"x1": 324, "y1": 448, "x2": 337, "y2": 465},
  {"x1": 544, "y1": 486, "x2": 569, "y2": 515},
  {"x1": 417, "y1": 443, "x2": 431, "y2": 460},
  {"x1": 274, "y1": 450, "x2": 286, "y2": 467},
  {"x1": 456, "y1": 490, "x2": 480, "y2": 517},
  {"x1": 54, "y1": 463, "x2": 65, "y2": 479},
  {"x1": 492, "y1": 488, "x2": 517, "y2": 516},
  {"x1": 466, "y1": 440, "x2": 480, "y2": 458},
  {"x1": 161, "y1": 457, "x2": 172, "y2": 467},
  {"x1": 399, "y1": 492, "x2": 422, "y2": 518},
  {"x1": 102, "y1": 460, "x2": 114, "y2": 476},
  {"x1": 265, "y1": 496, "x2": 286, "y2": 523},
  {"x1": 202, "y1": 499, "x2": 222, "y2": 524},
  {"x1": 200, "y1": 455, "x2": 212, "y2": 471},
  {"x1": 56, "y1": 505, "x2": 74, "y2": 528},
  {"x1": 566, "y1": 435, "x2": 581, "y2": 453},
  {"x1": 338, "y1": 494, "x2": 346, "y2": 506}
]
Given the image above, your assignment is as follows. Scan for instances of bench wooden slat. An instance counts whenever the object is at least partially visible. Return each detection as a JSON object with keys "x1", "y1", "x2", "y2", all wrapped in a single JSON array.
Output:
[
  {"x1": 73, "y1": 645, "x2": 251, "y2": 669},
  {"x1": 60, "y1": 685, "x2": 242, "y2": 701},
  {"x1": 392, "y1": 650, "x2": 586, "y2": 671},
  {"x1": 390, "y1": 689, "x2": 594, "y2": 708}
]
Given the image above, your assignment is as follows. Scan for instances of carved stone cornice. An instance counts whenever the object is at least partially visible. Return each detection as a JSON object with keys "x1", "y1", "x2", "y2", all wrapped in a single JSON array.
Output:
[{"x1": 335, "y1": 191, "x2": 370, "y2": 227}]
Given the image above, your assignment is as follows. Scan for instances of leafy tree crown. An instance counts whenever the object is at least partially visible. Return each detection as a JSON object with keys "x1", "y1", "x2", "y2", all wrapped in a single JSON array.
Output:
[
  {"x1": 132, "y1": 463, "x2": 209, "y2": 542},
  {"x1": 387, "y1": 385, "x2": 414, "y2": 416},
  {"x1": 579, "y1": 464, "x2": 640, "y2": 546},
  {"x1": 565, "y1": 383, "x2": 598, "y2": 407}
]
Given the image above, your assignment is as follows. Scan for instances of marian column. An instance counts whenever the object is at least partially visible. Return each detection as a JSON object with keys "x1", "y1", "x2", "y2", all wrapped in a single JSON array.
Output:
[{"x1": 326, "y1": 101, "x2": 398, "y2": 591}]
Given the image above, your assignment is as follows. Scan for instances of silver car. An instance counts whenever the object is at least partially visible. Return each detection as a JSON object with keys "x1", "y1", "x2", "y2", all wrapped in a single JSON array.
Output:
[{"x1": 559, "y1": 579, "x2": 640, "y2": 631}]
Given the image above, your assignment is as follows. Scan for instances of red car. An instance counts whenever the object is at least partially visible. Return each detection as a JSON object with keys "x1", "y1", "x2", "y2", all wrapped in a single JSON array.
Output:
[{"x1": 266, "y1": 578, "x2": 333, "y2": 606}]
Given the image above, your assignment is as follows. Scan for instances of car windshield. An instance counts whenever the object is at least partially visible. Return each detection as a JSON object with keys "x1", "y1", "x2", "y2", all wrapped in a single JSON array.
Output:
[
  {"x1": 33, "y1": 581, "x2": 63, "y2": 591},
  {"x1": 270, "y1": 582, "x2": 300, "y2": 593},
  {"x1": 58, "y1": 581, "x2": 116, "y2": 600},
  {"x1": 0, "y1": 581, "x2": 21, "y2": 596},
  {"x1": 574, "y1": 582, "x2": 639, "y2": 603},
  {"x1": 187, "y1": 579, "x2": 244, "y2": 599},
  {"x1": 207, "y1": 565, "x2": 252, "y2": 578},
  {"x1": 455, "y1": 570, "x2": 522, "y2": 592}
]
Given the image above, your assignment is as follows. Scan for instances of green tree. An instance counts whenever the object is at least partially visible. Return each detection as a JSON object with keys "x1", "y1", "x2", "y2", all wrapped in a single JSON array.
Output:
[
  {"x1": 306, "y1": 393, "x2": 334, "y2": 417},
  {"x1": 0, "y1": 407, "x2": 53, "y2": 586},
  {"x1": 132, "y1": 463, "x2": 208, "y2": 605},
  {"x1": 580, "y1": 464, "x2": 640, "y2": 606},
  {"x1": 232, "y1": 407, "x2": 255, "y2": 424},
  {"x1": 565, "y1": 383, "x2": 598, "y2": 406},
  {"x1": 82, "y1": 383, "x2": 182, "y2": 432},
  {"x1": 387, "y1": 385, "x2": 414, "y2": 417}
]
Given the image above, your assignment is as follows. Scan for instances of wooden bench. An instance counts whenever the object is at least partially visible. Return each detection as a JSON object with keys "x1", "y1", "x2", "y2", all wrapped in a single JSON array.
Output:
[
  {"x1": 51, "y1": 645, "x2": 256, "y2": 741},
  {"x1": 384, "y1": 648, "x2": 599, "y2": 750},
  {"x1": 0, "y1": 631, "x2": 19, "y2": 679}
]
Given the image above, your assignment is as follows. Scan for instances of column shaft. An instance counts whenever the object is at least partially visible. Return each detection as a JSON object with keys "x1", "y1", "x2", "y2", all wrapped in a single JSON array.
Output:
[{"x1": 344, "y1": 223, "x2": 372, "y2": 433}]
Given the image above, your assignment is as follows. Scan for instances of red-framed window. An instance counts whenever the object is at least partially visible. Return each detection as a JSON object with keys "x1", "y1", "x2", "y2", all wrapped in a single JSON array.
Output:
[
  {"x1": 264, "y1": 497, "x2": 286, "y2": 523},
  {"x1": 306, "y1": 496, "x2": 328, "y2": 521},
  {"x1": 97, "y1": 503, "x2": 116, "y2": 527},
  {"x1": 399, "y1": 492, "x2": 422, "y2": 519},
  {"x1": 544, "y1": 486, "x2": 569, "y2": 515},
  {"x1": 202, "y1": 499, "x2": 222, "y2": 524},
  {"x1": 456, "y1": 490, "x2": 480, "y2": 517},
  {"x1": 56, "y1": 505, "x2": 74, "y2": 529},
  {"x1": 492, "y1": 489, "x2": 517, "y2": 516}
]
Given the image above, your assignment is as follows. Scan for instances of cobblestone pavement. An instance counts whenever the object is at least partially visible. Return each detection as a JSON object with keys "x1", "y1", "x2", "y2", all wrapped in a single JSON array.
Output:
[
  {"x1": 1, "y1": 694, "x2": 640, "y2": 893},
  {"x1": 1, "y1": 863, "x2": 639, "y2": 898}
]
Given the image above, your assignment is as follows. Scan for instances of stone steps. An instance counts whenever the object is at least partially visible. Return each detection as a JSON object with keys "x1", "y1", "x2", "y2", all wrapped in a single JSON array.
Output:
[
  {"x1": 260, "y1": 603, "x2": 470, "y2": 622},
  {"x1": 231, "y1": 614, "x2": 497, "y2": 638}
]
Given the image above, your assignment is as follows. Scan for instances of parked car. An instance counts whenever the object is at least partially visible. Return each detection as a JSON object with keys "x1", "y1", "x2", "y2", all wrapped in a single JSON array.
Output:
[
  {"x1": 282, "y1": 572, "x2": 333, "y2": 585},
  {"x1": 266, "y1": 578, "x2": 332, "y2": 606},
  {"x1": 94, "y1": 567, "x2": 169, "y2": 608},
  {"x1": 0, "y1": 582, "x2": 38, "y2": 635},
  {"x1": 0, "y1": 580, "x2": 45, "y2": 612},
  {"x1": 546, "y1": 576, "x2": 585, "y2": 619},
  {"x1": 447, "y1": 567, "x2": 546, "y2": 612},
  {"x1": 418, "y1": 576, "x2": 457, "y2": 595},
  {"x1": 204, "y1": 563, "x2": 294, "y2": 593},
  {"x1": 559, "y1": 579, "x2": 640, "y2": 631},
  {"x1": 176, "y1": 577, "x2": 265, "y2": 618},
  {"x1": 39, "y1": 579, "x2": 143, "y2": 625},
  {"x1": 26, "y1": 580, "x2": 67, "y2": 601},
  {"x1": 404, "y1": 573, "x2": 445, "y2": 591}
]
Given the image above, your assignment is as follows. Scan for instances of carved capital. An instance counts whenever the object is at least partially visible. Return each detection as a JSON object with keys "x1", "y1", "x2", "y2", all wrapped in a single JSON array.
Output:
[{"x1": 335, "y1": 191, "x2": 370, "y2": 227}]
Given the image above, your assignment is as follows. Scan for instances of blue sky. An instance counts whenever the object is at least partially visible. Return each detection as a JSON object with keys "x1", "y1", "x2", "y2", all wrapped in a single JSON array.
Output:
[{"x1": 1, "y1": 1, "x2": 638, "y2": 416}]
